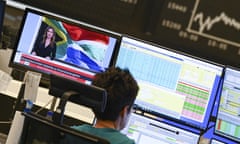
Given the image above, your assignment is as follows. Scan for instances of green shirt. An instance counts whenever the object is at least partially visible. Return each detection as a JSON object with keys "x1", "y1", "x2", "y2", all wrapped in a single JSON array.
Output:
[{"x1": 72, "y1": 124, "x2": 135, "y2": 144}]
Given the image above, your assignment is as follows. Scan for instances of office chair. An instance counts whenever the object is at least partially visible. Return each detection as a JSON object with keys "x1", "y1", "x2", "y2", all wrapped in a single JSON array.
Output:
[
  {"x1": 19, "y1": 112, "x2": 110, "y2": 144},
  {"x1": 48, "y1": 74, "x2": 107, "y2": 125}
]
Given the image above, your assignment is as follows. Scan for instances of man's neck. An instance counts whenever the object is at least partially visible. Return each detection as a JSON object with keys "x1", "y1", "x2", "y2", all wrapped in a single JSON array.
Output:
[{"x1": 94, "y1": 120, "x2": 118, "y2": 130}]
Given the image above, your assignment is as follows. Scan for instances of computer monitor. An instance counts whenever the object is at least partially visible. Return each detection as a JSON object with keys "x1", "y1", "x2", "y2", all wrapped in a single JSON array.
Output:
[
  {"x1": 9, "y1": 8, "x2": 120, "y2": 85},
  {"x1": 214, "y1": 66, "x2": 240, "y2": 143},
  {"x1": 0, "y1": 0, "x2": 6, "y2": 41},
  {"x1": 20, "y1": 112, "x2": 110, "y2": 144},
  {"x1": 115, "y1": 36, "x2": 223, "y2": 130},
  {"x1": 121, "y1": 113, "x2": 200, "y2": 144}
]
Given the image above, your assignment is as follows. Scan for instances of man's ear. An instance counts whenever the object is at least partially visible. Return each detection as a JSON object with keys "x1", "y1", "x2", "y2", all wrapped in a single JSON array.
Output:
[{"x1": 121, "y1": 105, "x2": 130, "y2": 118}]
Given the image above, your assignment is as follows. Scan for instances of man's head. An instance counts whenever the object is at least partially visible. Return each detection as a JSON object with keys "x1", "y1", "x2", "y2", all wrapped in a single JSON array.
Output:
[{"x1": 92, "y1": 67, "x2": 139, "y2": 128}]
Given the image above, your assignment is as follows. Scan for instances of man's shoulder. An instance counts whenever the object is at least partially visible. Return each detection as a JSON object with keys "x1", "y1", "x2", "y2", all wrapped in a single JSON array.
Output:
[{"x1": 72, "y1": 124, "x2": 135, "y2": 144}]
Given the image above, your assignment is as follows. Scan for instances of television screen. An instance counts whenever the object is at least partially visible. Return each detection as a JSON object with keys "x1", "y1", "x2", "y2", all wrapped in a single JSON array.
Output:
[
  {"x1": 115, "y1": 36, "x2": 223, "y2": 130},
  {"x1": 214, "y1": 66, "x2": 240, "y2": 143},
  {"x1": 9, "y1": 8, "x2": 120, "y2": 84},
  {"x1": 0, "y1": 0, "x2": 6, "y2": 42}
]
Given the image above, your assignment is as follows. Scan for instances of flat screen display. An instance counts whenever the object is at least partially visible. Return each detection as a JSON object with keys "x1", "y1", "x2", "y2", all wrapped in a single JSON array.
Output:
[
  {"x1": 115, "y1": 36, "x2": 223, "y2": 130},
  {"x1": 214, "y1": 66, "x2": 240, "y2": 142},
  {"x1": 121, "y1": 113, "x2": 200, "y2": 144},
  {"x1": 9, "y1": 8, "x2": 120, "y2": 84}
]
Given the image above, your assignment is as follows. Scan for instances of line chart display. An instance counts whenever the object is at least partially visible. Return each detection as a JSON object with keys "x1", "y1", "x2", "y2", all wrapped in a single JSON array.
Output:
[
  {"x1": 188, "y1": 0, "x2": 240, "y2": 47},
  {"x1": 153, "y1": 0, "x2": 240, "y2": 68}
]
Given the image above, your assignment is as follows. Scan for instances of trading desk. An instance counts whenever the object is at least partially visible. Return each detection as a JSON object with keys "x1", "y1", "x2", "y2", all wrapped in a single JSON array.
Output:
[{"x1": 0, "y1": 79, "x2": 95, "y2": 134}]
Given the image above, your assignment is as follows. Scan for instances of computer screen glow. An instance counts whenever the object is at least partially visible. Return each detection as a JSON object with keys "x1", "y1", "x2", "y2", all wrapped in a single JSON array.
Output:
[
  {"x1": 115, "y1": 36, "x2": 223, "y2": 129},
  {"x1": 121, "y1": 113, "x2": 200, "y2": 144},
  {"x1": 215, "y1": 67, "x2": 240, "y2": 142}
]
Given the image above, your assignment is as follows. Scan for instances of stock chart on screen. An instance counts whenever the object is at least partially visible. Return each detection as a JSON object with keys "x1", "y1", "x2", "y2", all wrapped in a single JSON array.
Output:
[{"x1": 152, "y1": 0, "x2": 240, "y2": 68}]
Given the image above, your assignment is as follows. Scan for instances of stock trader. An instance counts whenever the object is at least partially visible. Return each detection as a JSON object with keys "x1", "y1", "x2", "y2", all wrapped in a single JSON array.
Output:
[{"x1": 72, "y1": 67, "x2": 139, "y2": 144}]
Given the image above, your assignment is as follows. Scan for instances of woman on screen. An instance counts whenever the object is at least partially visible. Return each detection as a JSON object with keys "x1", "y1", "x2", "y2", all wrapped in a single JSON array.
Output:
[{"x1": 31, "y1": 26, "x2": 57, "y2": 60}]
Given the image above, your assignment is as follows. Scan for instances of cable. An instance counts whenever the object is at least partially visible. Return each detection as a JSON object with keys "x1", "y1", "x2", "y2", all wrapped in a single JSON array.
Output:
[{"x1": 34, "y1": 98, "x2": 55, "y2": 114}]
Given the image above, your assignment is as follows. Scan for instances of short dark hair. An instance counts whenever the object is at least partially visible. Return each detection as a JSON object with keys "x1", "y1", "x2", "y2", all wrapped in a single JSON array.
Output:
[{"x1": 92, "y1": 67, "x2": 139, "y2": 121}]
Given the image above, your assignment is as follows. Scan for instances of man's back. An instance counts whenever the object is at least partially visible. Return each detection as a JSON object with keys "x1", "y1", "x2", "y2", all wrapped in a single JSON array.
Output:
[{"x1": 72, "y1": 124, "x2": 135, "y2": 144}]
